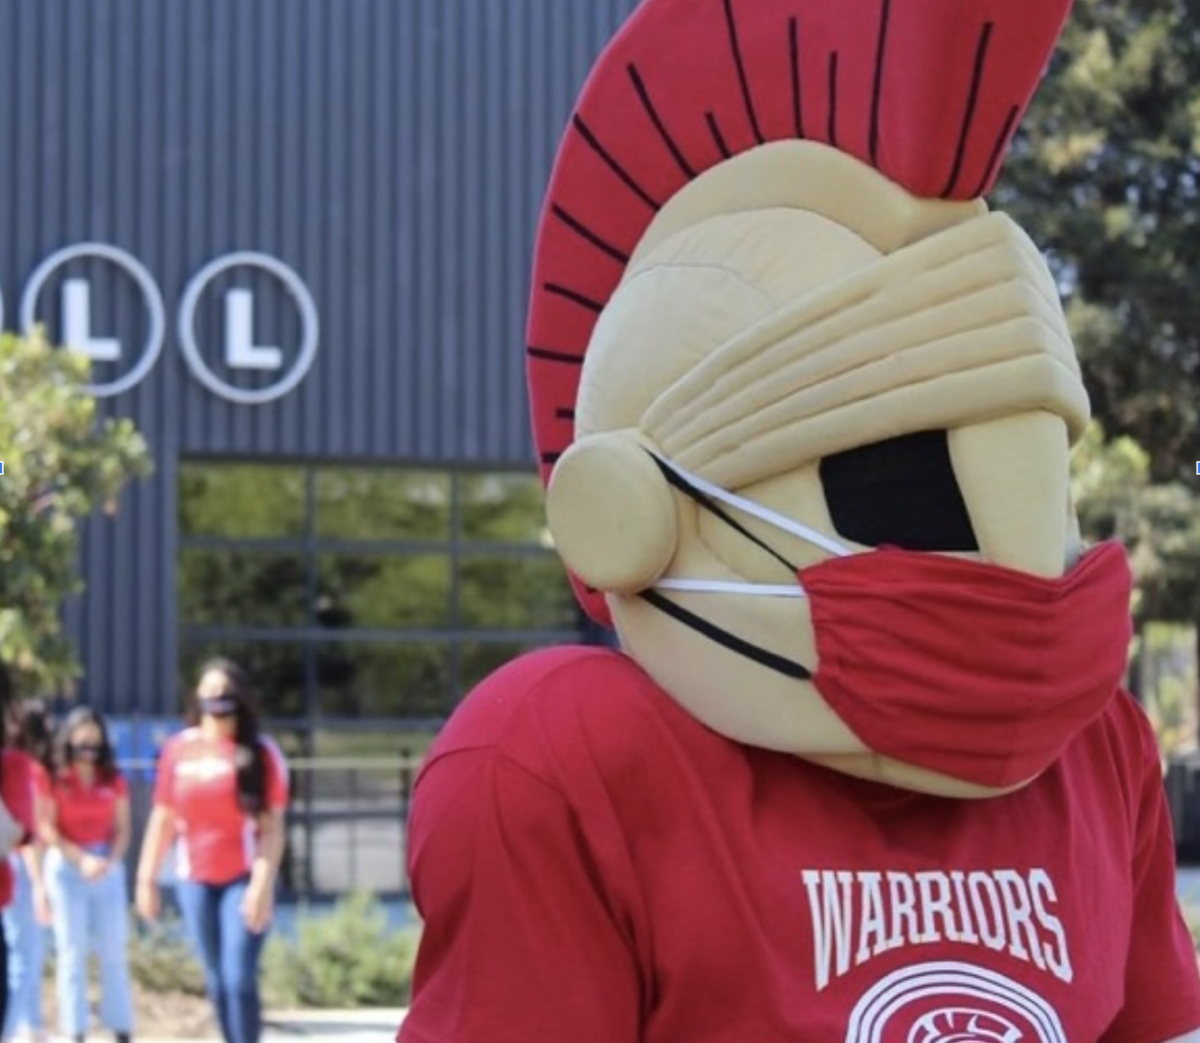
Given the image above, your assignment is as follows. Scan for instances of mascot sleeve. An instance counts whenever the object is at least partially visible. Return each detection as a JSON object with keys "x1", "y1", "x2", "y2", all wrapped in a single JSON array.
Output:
[
  {"x1": 400, "y1": 654, "x2": 644, "y2": 1043},
  {"x1": 1101, "y1": 706, "x2": 1200, "y2": 1043}
]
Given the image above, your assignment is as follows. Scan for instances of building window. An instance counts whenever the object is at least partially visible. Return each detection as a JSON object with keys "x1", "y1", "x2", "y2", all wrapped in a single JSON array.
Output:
[{"x1": 178, "y1": 461, "x2": 584, "y2": 729}]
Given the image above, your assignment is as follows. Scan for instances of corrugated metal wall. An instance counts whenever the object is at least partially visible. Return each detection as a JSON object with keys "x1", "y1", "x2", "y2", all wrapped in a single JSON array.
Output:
[{"x1": 0, "y1": 0, "x2": 640, "y2": 713}]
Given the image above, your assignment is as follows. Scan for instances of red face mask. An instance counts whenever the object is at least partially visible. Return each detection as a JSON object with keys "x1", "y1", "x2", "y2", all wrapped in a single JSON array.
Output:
[
  {"x1": 800, "y1": 541, "x2": 1132, "y2": 789},
  {"x1": 647, "y1": 457, "x2": 1133, "y2": 788}
]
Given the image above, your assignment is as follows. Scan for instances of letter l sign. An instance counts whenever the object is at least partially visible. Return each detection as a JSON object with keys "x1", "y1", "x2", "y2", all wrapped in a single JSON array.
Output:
[
  {"x1": 224, "y1": 288, "x2": 282, "y2": 370},
  {"x1": 63, "y1": 279, "x2": 122, "y2": 361}
]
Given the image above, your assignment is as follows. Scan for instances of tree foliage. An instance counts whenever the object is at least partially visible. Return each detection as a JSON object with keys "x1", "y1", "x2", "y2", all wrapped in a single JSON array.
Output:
[
  {"x1": 997, "y1": 0, "x2": 1200, "y2": 678},
  {"x1": 998, "y1": 0, "x2": 1200, "y2": 482},
  {"x1": 1071, "y1": 421, "x2": 1200, "y2": 625},
  {"x1": 0, "y1": 330, "x2": 151, "y2": 691}
]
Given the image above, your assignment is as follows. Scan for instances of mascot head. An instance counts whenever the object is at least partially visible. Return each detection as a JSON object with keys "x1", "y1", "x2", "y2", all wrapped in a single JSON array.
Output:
[{"x1": 527, "y1": 0, "x2": 1133, "y2": 798}]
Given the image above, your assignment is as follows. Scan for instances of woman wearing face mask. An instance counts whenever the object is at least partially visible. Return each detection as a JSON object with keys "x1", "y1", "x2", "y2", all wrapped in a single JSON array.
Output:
[
  {"x1": 39, "y1": 706, "x2": 134, "y2": 1043},
  {"x1": 134, "y1": 659, "x2": 288, "y2": 1043}
]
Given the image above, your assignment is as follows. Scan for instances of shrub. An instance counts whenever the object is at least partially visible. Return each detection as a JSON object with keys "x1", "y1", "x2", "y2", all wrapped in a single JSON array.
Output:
[
  {"x1": 262, "y1": 892, "x2": 418, "y2": 1008},
  {"x1": 127, "y1": 912, "x2": 207, "y2": 997}
]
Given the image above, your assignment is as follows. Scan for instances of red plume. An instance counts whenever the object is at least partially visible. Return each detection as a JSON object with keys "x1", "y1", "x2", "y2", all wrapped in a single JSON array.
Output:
[{"x1": 528, "y1": 0, "x2": 1075, "y2": 623}]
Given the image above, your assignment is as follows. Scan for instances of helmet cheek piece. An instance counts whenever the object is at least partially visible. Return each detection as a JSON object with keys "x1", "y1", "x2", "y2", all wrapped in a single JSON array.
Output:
[{"x1": 546, "y1": 431, "x2": 679, "y2": 596}]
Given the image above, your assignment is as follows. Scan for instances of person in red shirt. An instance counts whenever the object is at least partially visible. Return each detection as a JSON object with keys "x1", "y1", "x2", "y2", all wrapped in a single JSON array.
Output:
[
  {"x1": 135, "y1": 659, "x2": 288, "y2": 1043},
  {"x1": 2, "y1": 698, "x2": 54, "y2": 1043},
  {"x1": 39, "y1": 706, "x2": 133, "y2": 1043},
  {"x1": 0, "y1": 666, "x2": 41, "y2": 1041}
]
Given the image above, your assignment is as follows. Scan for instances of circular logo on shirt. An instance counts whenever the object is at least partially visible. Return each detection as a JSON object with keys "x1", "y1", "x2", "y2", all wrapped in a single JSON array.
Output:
[{"x1": 844, "y1": 963, "x2": 1066, "y2": 1043}]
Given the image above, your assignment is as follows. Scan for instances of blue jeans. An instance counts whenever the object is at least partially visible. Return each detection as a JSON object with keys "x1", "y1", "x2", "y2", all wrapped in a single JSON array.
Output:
[
  {"x1": 3, "y1": 855, "x2": 46, "y2": 1038},
  {"x1": 45, "y1": 845, "x2": 135, "y2": 1036},
  {"x1": 176, "y1": 876, "x2": 268, "y2": 1043}
]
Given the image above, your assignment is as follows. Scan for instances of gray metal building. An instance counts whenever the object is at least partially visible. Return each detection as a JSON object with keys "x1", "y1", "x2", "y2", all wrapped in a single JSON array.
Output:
[{"x1": 0, "y1": 0, "x2": 637, "y2": 747}]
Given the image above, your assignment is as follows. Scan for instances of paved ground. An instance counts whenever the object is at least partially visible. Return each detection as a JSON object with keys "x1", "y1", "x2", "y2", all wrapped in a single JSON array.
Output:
[{"x1": 137, "y1": 1007, "x2": 407, "y2": 1042}]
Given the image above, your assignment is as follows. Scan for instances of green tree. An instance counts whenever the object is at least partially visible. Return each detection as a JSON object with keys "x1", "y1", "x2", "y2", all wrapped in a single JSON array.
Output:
[
  {"x1": 0, "y1": 330, "x2": 151, "y2": 691},
  {"x1": 997, "y1": 0, "x2": 1200, "y2": 482},
  {"x1": 1071, "y1": 420, "x2": 1200, "y2": 627},
  {"x1": 998, "y1": 2, "x2": 1200, "y2": 735},
  {"x1": 1071, "y1": 421, "x2": 1200, "y2": 719}
]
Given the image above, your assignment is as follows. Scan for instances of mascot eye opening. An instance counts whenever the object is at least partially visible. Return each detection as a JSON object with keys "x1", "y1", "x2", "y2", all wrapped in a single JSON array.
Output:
[{"x1": 819, "y1": 430, "x2": 978, "y2": 553}]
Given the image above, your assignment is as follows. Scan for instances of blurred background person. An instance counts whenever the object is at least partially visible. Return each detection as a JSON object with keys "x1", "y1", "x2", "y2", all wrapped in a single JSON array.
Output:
[
  {"x1": 39, "y1": 707, "x2": 134, "y2": 1043},
  {"x1": 135, "y1": 658, "x2": 288, "y2": 1043},
  {"x1": 2, "y1": 699, "x2": 53, "y2": 1043},
  {"x1": 0, "y1": 666, "x2": 43, "y2": 1036}
]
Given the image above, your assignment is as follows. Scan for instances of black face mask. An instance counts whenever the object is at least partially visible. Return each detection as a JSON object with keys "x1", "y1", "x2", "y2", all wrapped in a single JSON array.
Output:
[
  {"x1": 201, "y1": 696, "x2": 239, "y2": 719},
  {"x1": 70, "y1": 743, "x2": 103, "y2": 762}
]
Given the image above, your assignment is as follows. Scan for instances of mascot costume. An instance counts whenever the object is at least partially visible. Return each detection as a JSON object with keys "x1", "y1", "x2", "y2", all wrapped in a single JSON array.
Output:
[{"x1": 398, "y1": 0, "x2": 1200, "y2": 1039}]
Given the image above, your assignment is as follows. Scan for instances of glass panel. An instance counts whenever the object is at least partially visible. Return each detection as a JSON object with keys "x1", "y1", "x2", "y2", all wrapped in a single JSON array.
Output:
[
  {"x1": 289, "y1": 812, "x2": 407, "y2": 896},
  {"x1": 315, "y1": 642, "x2": 451, "y2": 719},
  {"x1": 460, "y1": 472, "x2": 550, "y2": 544},
  {"x1": 179, "y1": 463, "x2": 306, "y2": 538},
  {"x1": 303, "y1": 731, "x2": 425, "y2": 851},
  {"x1": 179, "y1": 548, "x2": 309, "y2": 627},
  {"x1": 459, "y1": 553, "x2": 577, "y2": 629},
  {"x1": 178, "y1": 640, "x2": 309, "y2": 719},
  {"x1": 315, "y1": 554, "x2": 450, "y2": 629},
  {"x1": 314, "y1": 468, "x2": 451, "y2": 542}
]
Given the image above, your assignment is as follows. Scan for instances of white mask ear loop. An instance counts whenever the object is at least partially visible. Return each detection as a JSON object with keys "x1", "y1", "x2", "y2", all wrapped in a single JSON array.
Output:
[
  {"x1": 655, "y1": 578, "x2": 807, "y2": 598},
  {"x1": 654, "y1": 457, "x2": 855, "y2": 559}
]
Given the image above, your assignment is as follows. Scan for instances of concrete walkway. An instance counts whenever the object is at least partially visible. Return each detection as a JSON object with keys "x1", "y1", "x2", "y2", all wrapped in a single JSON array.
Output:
[{"x1": 137, "y1": 1007, "x2": 407, "y2": 1042}]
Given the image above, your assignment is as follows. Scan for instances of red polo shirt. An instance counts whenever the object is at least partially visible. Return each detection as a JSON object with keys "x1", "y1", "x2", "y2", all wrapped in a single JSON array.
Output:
[
  {"x1": 50, "y1": 766, "x2": 128, "y2": 847},
  {"x1": 0, "y1": 750, "x2": 39, "y2": 907},
  {"x1": 153, "y1": 728, "x2": 289, "y2": 884}
]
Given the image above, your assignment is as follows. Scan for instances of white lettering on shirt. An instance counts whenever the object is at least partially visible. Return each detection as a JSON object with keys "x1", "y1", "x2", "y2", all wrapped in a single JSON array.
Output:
[{"x1": 801, "y1": 868, "x2": 1073, "y2": 991}]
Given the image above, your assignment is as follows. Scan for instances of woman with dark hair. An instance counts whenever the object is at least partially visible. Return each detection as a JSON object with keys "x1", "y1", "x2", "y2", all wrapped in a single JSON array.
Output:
[
  {"x1": 135, "y1": 659, "x2": 288, "y2": 1043},
  {"x1": 0, "y1": 666, "x2": 42, "y2": 1039},
  {"x1": 39, "y1": 706, "x2": 134, "y2": 1043},
  {"x1": 2, "y1": 698, "x2": 53, "y2": 1043}
]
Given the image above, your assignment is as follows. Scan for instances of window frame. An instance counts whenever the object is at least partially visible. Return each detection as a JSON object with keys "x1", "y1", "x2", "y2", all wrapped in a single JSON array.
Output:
[{"x1": 177, "y1": 459, "x2": 586, "y2": 731}]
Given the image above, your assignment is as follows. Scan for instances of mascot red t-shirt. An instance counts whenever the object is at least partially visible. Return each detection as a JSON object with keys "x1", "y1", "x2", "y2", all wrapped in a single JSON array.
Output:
[{"x1": 404, "y1": 649, "x2": 1200, "y2": 1043}]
